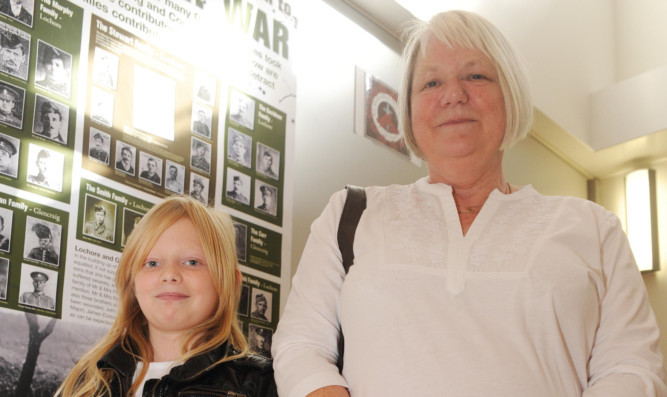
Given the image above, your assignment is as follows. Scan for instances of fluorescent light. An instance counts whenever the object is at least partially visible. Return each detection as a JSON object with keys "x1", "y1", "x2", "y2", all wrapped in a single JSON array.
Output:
[{"x1": 625, "y1": 169, "x2": 659, "y2": 272}]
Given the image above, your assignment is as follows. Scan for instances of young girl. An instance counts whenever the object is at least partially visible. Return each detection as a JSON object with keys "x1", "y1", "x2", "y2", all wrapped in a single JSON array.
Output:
[{"x1": 57, "y1": 196, "x2": 277, "y2": 396}]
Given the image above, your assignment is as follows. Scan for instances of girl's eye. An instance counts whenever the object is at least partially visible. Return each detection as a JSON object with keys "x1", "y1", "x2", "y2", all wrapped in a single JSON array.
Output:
[
  {"x1": 424, "y1": 80, "x2": 438, "y2": 88},
  {"x1": 184, "y1": 259, "x2": 200, "y2": 267},
  {"x1": 144, "y1": 260, "x2": 159, "y2": 268},
  {"x1": 468, "y1": 74, "x2": 486, "y2": 80}
]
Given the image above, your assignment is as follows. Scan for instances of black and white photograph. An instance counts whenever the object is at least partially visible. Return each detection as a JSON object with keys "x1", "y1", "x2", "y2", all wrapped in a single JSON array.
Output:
[
  {"x1": 190, "y1": 137, "x2": 211, "y2": 174},
  {"x1": 121, "y1": 208, "x2": 143, "y2": 247},
  {"x1": 193, "y1": 69, "x2": 216, "y2": 106},
  {"x1": 0, "y1": 206, "x2": 13, "y2": 252},
  {"x1": 0, "y1": 23, "x2": 30, "y2": 80},
  {"x1": 0, "y1": 257, "x2": 7, "y2": 300},
  {"x1": 18, "y1": 264, "x2": 57, "y2": 311},
  {"x1": 238, "y1": 284, "x2": 249, "y2": 316},
  {"x1": 82, "y1": 194, "x2": 116, "y2": 244},
  {"x1": 34, "y1": 40, "x2": 71, "y2": 98},
  {"x1": 250, "y1": 287, "x2": 272, "y2": 322},
  {"x1": 227, "y1": 127, "x2": 251, "y2": 168},
  {"x1": 0, "y1": 79, "x2": 24, "y2": 129},
  {"x1": 138, "y1": 152, "x2": 162, "y2": 186},
  {"x1": 92, "y1": 46, "x2": 119, "y2": 90},
  {"x1": 165, "y1": 160, "x2": 185, "y2": 194},
  {"x1": 26, "y1": 144, "x2": 64, "y2": 192},
  {"x1": 188, "y1": 173, "x2": 209, "y2": 204},
  {"x1": 0, "y1": 0, "x2": 33, "y2": 27},
  {"x1": 248, "y1": 324, "x2": 272, "y2": 358},
  {"x1": 0, "y1": 132, "x2": 19, "y2": 178},
  {"x1": 23, "y1": 216, "x2": 61, "y2": 267},
  {"x1": 115, "y1": 141, "x2": 136, "y2": 176},
  {"x1": 233, "y1": 221, "x2": 247, "y2": 263},
  {"x1": 228, "y1": 89, "x2": 255, "y2": 130},
  {"x1": 90, "y1": 86, "x2": 113, "y2": 127},
  {"x1": 225, "y1": 168, "x2": 250, "y2": 206},
  {"x1": 254, "y1": 181, "x2": 278, "y2": 216},
  {"x1": 191, "y1": 103, "x2": 212, "y2": 139},
  {"x1": 32, "y1": 95, "x2": 69, "y2": 145},
  {"x1": 88, "y1": 127, "x2": 110, "y2": 165},
  {"x1": 256, "y1": 142, "x2": 280, "y2": 180}
]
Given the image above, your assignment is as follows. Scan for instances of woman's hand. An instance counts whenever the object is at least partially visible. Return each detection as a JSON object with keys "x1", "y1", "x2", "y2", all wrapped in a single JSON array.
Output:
[{"x1": 307, "y1": 386, "x2": 350, "y2": 397}]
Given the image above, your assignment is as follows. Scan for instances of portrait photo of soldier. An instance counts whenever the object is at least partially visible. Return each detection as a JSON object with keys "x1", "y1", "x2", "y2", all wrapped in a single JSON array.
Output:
[
  {"x1": 238, "y1": 284, "x2": 249, "y2": 316},
  {"x1": 227, "y1": 128, "x2": 251, "y2": 168},
  {"x1": 254, "y1": 181, "x2": 278, "y2": 217},
  {"x1": 0, "y1": 132, "x2": 19, "y2": 178},
  {"x1": 32, "y1": 95, "x2": 69, "y2": 145},
  {"x1": 249, "y1": 324, "x2": 272, "y2": 358},
  {"x1": 233, "y1": 221, "x2": 247, "y2": 263},
  {"x1": 0, "y1": 27, "x2": 30, "y2": 80},
  {"x1": 27, "y1": 144, "x2": 63, "y2": 192},
  {"x1": 189, "y1": 173, "x2": 209, "y2": 204},
  {"x1": 165, "y1": 160, "x2": 185, "y2": 194},
  {"x1": 229, "y1": 89, "x2": 255, "y2": 131},
  {"x1": 0, "y1": 257, "x2": 7, "y2": 300},
  {"x1": 121, "y1": 208, "x2": 142, "y2": 247},
  {"x1": 190, "y1": 137, "x2": 211, "y2": 174},
  {"x1": 92, "y1": 46, "x2": 119, "y2": 90},
  {"x1": 191, "y1": 103, "x2": 212, "y2": 139},
  {"x1": 0, "y1": 81, "x2": 24, "y2": 129},
  {"x1": 193, "y1": 70, "x2": 215, "y2": 106},
  {"x1": 139, "y1": 152, "x2": 162, "y2": 186},
  {"x1": 0, "y1": 206, "x2": 13, "y2": 253},
  {"x1": 35, "y1": 40, "x2": 72, "y2": 98},
  {"x1": 82, "y1": 194, "x2": 116, "y2": 244},
  {"x1": 19, "y1": 265, "x2": 58, "y2": 311},
  {"x1": 114, "y1": 141, "x2": 136, "y2": 176},
  {"x1": 251, "y1": 288, "x2": 273, "y2": 323},
  {"x1": 256, "y1": 142, "x2": 280, "y2": 181},
  {"x1": 0, "y1": 0, "x2": 33, "y2": 27},
  {"x1": 225, "y1": 168, "x2": 250, "y2": 206},
  {"x1": 24, "y1": 216, "x2": 61, "y2": 266},
  {"x1": 88, "y1": 128, "x2": 110, "y2": 165}
]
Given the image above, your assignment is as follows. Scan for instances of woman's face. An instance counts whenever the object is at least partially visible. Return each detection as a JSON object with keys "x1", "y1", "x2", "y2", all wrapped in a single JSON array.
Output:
[
  {"x1": 134, "y1": 217, "x2": 218, "y2": 341},
  {"x1": 410, "y1": 38, "x2": 505, "y2": 167}
]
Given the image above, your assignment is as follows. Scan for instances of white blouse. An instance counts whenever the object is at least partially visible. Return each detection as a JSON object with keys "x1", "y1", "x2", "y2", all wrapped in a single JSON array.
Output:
[{"x1": 273, "y1": 178, "x2": 666, "y2": 397}]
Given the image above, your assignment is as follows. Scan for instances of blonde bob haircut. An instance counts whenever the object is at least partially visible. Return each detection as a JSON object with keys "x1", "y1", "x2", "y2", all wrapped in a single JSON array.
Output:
[
  {"x1": 399, "y1": 10, "x2": 533, "y2": 158},
  {"x1": 56, "y1": 196, "x2": 247, "y2": 397}
]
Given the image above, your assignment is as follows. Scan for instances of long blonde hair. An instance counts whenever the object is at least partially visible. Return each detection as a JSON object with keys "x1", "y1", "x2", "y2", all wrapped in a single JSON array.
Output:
[{"x1": 56, "y1": 196, "x2": 247, "y2": 396}]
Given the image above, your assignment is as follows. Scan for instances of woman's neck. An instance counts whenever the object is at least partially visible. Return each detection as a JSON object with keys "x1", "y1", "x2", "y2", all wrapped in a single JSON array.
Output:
[{"x1": 149, "y1": 330, "x2": 185, "y2": 362}]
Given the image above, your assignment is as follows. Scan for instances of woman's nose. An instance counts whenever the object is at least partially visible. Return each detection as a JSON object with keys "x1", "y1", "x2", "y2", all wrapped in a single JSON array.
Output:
[
  {"x1": 440, "y1": 80, "x2": 468, "y2": 106},
  {"x1": 160, "y1": 264, "x2": 182, "y2": 284}
]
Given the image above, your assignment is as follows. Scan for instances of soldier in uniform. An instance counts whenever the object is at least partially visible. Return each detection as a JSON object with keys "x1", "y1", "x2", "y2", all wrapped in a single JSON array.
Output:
[
  {"x1": 140, "y1": 157, "x2": 161, "y2": 185},
  {"x1": 226, "y1": 175, "x2": 249, "y2": 205},
  {"x1": 27, "y1": 223, "x2": 58, "y2": 265},
  {"x1": 0, "y1": 85, "x2": 20, "y2": 127},
  {"x1": 0, "y1": 32, "x2": 27, "y2": 78},
  {"x1": 35, "y1": 101, "x2": 65, "y2": 143},
  {"x1": 19, "y1": 271, "x2": 55, "y2": 310},
  {"x1": 0, "y1": 0, "x2": 32, "y2": 25},
  {"x1": 0, "y1": 134, "x2": 17, "y2": 177},
  {"x1": 191, "y1": 141, "x2": 210, "y2": 173},
  {"x1": 89, "y1": 132, "x2": 109, "y2": 163},
  {"x1": 190, "y1": 176, "x2": 206, "y2": 203},
  {"x1": 83, "y1": 204, "x2": 113, "y2": 242},
  {"x1": 27, "y1": 149, "x2": 51, "y2": 187},
  {"x1": 36, "y1": 45, "x2": 69, "y2": 97}
]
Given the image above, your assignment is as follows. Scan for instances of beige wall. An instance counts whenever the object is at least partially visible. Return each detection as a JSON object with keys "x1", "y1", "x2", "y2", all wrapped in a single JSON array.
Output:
[{"x1": 596, "y1": 160, "x2": 667, "y2": 361}]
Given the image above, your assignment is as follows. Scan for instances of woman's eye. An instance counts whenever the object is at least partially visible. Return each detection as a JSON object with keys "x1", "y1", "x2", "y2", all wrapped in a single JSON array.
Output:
[
  {"x1": 468, "y1": 74, "x2": 486, "y2": 80},
  {"x1": 144, "y1": 261, "x2": 159, "y2": 268},
  {"x1": 424, "y1": 80, "x2": 438, "y2": 88}
]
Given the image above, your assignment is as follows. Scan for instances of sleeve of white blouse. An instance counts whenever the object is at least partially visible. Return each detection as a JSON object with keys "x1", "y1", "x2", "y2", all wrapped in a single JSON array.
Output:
[
  {"x1": 272, "y1": 190, "x2": 350, "y2": 397},
  {"x1": 584, "y1": 212, "x2": 667, "y2": 397}
]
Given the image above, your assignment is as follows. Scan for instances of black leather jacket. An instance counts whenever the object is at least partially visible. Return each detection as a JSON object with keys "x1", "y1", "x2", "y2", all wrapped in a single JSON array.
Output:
[{"x1": 97, "y1": 342, "x2": 278, "y2": 396}]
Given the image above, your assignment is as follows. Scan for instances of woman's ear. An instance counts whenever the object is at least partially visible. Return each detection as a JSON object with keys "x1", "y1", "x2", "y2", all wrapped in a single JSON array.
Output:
[{"x1": 235, "y1": 268, "x2": 242, "y2": 287}]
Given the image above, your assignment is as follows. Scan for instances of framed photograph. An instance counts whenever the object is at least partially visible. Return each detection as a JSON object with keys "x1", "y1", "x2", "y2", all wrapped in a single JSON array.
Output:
[
  {"x1": 0, "y1": 22, "x2": 31, "y2": 80},
  {"x1": 92, "y1": 47, "x2": 119, "y2": 90},
  {"x1": 0, "y1": 0, "x2": 33, "y2": 27},
  {"x1": 18, "y1": 263, "x2": 58, "y2": 311},
  {"x1": 188, "y1": 172, "x2": 209, "y2": 204},
  {"x1": 26, "y1": 143, "x2": 64, "y2": 192},
  {"x1": 190, "y1": 137, "x2": 211, "y2": 174},
  {"x1": 35, "y1": 40, "x2": 72, "y2": 98},
  {"x1": 82, "y1": 194, "x2": 117, "y2": 244},
  {"x1": 165, "y1": 160, "x2": 185, "y2": 194},
  {"x1": 0, "y1": 206, "x2": 13, "y2": 253},
  {"x1": 254, "y1": 180, "x2": 278, "y2": 216},
  {"x1": 121, "y1": 208, "x2": 143, "y2": 247},
  {"x1": 33, "y1": 95, "x2": 69, "y2": 145},
  {"x1": 88, "y1": 127, "x2": 111, "y2": 165},
  {"x1": 191, "y1": 103, "x2": 212, "y2": 139},
  {"x1": 256, "y1": 142, "x2": 280, "y2": 180},
  {"x1": 0, "y1": 132, "x2": 19, "y2": 178},
  {"x1": 229, "y1": 88, "x2": 255, "y2": 130},
  {"x1": 193, "y1": 70, "x2": 216, "y2": 106},
  {"x1": 23, "y1": 216, "x2": 61, "y2": 267},
  {"x1": 224, "y1": 168, "x2": 250, "y2": 206},
  {"x1": 0, "y1": 257, "x2": 8, "y2": 300},
  {"x1": 354, "y1": 66, "x2": 420, "y2": 165},
  {"x1": 138, "y1": 152, "x2": 162, "y2": 186},
  {"x1": 227, "y1": 127, "x2": 251, "y2": 168},
  {"x1": 115, "y1": 141, "x2": 136, "y2": 176},
  {"x1": 0, "y1": 80, "x2": 25, "y2": 129}
]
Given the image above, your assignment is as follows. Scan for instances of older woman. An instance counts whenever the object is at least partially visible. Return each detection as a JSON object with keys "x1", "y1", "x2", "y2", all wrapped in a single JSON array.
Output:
[{"x1": 272, "y1": 10, "x2": 666, "y2": 397}]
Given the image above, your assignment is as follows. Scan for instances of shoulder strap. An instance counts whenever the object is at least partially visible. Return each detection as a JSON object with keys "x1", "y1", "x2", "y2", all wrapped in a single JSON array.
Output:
[
  {"x1": 337, "y1": 185, "x2": 367, "y2": 274},
  {"x1": 335, "y1": 185, "x2": 366, "y2": 374}
]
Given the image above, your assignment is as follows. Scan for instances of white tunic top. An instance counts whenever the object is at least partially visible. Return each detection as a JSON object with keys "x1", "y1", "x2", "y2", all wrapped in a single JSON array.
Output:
[{"x1": 273, "y1": 178, "x2": 666, "y2": 397}]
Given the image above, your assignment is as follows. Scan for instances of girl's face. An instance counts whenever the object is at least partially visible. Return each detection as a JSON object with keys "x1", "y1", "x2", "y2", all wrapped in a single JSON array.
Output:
[{"x1": 134, "y1": 217, "x2": 218, "y2": 341}]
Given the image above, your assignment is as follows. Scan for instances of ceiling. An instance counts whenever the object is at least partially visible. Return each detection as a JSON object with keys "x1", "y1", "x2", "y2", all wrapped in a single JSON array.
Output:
[{"x1": 336, "y1": 0, "x2": 667, "y2": 179}]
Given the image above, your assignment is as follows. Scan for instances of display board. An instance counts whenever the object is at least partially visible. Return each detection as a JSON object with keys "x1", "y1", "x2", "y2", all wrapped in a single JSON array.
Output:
[{"x1": 0, "y1": 0, "x2": 297, "y2": 394}]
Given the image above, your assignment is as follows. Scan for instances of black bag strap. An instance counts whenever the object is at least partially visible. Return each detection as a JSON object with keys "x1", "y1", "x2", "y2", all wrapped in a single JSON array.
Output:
[
  {"x1": 337, "y1": 185, "x2": 367, "y2": 274},
  {"x1": 335, "y1": 185, "x2": 367, "y2": 373}
]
